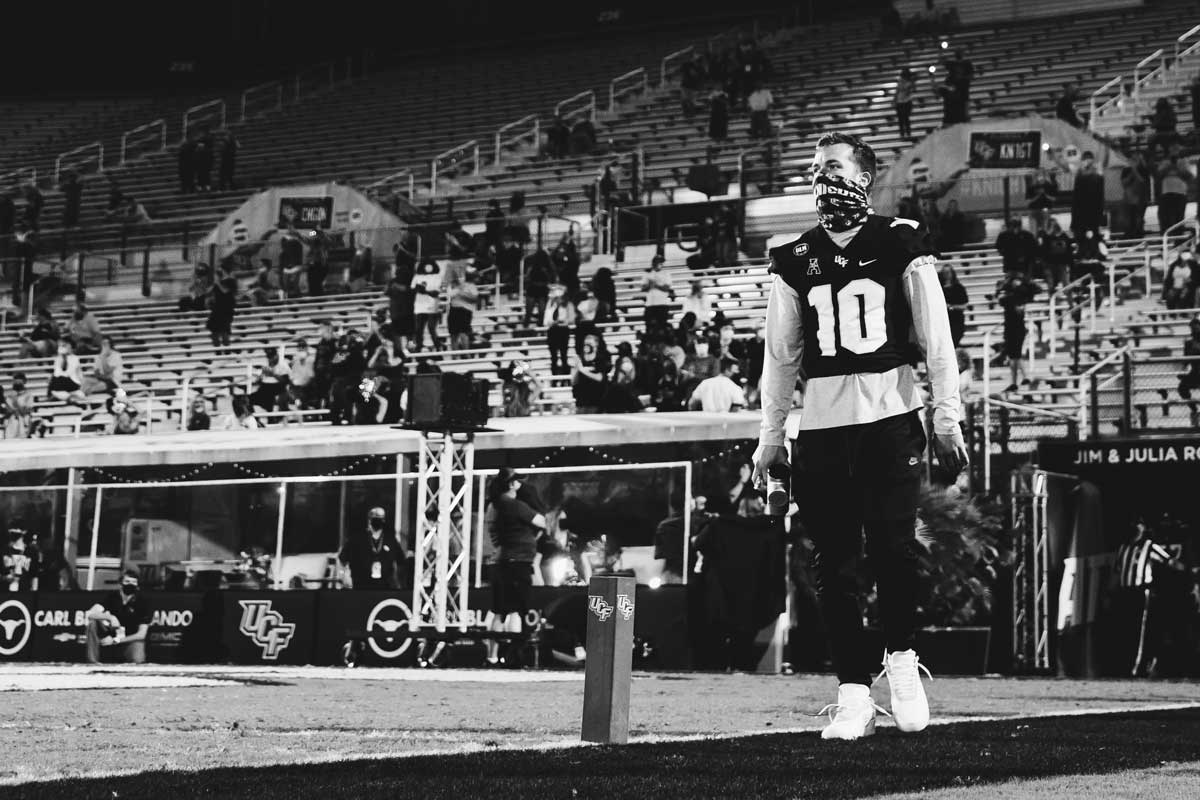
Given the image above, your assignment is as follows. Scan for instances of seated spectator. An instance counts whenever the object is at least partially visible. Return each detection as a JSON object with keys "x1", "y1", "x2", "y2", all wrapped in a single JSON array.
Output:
[
  {"x1": 187, "y1": 396, "x2": 212, "y2": 431},
  {"x1": 106, "y1": 195, "x2": 152, "y2": 227},
  {"x1": 221, "y1": 394, "x2": 260, "y2": 430},
  {"x1": 250, "y1": 347, "x2": 291, "y2": 413},
  {"x1": 572, "y1": 329, "x2": 611, "y2": 413},
  {"x1": 523, "y1": 247, "x2": 555, "y2": 328},
  {"x1": 48, "y1": 340, "x2": 87, "y2": 405},
  {"x1": 84, "y1": 570, "x2": 150, "y2": 664},
  {"x1": 653, "y1": 356, "x2": 685, "y2": 411},
  {"x1": 1163, "y1": 251, "x2": 1197, "y2": 310},
  {"x1": 680, "y1": 280, "x2": 714, "y2": 329},
  {"x1": 66, "y1": 301, "x2": 103, "y2": 355},
  {"x1": 19, "y1": 307, "x2": 59, "y2": 359},
  {"x1": 602, "y1": 355, "x2": 644, "y2": 413},
  {"x1": 82, "y1": 336, "x2": 124, "y2": 395},
  {"x1": 688, "y1": 358, "x2": 746, "y2": 412},
  {"x1": 108, "y1": 390, "x2": 140, "y2": 434},
  {"x1": 2, "y1": 374, "x2": 34, "y2": 439}
]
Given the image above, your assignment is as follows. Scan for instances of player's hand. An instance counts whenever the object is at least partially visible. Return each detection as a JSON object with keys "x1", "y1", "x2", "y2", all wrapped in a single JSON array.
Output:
[
  {"x1": 752, "y1": 444, "x2": 789, "y2": 491},
  {"x1": 932, "y1": 429, "x2": 969, "y2": 475}
]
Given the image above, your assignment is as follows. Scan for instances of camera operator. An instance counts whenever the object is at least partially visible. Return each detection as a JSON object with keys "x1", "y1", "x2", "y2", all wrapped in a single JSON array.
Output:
[
  {"x1": 338, "y1": 507, "x2": 405, "y2": 590},
  {"x1": 84, "y1": 570, "x2": 151, "y2": 664}
]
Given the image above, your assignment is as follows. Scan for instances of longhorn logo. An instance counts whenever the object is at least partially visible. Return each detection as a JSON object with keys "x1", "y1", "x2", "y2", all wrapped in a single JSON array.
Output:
[
  {"x1": 237, "y1": 600, "x2": 296, "y2": 660},
  {"x1": 0, "y1": 600, "x2": 32, "y2": 656}
]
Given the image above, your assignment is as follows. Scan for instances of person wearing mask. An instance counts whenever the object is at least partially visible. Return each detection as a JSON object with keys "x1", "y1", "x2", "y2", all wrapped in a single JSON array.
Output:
[
  {"x1": 994, "y1": 269, "x2": 1039, "y2": 392},
  {"x1": 688, "y1": 357, "x2": 747, "y2": 412},
  {"x1": 680, "y1": 280, "x2": 715, "y2": 329},
  {"x1": 19, "y1": 307, "x2": 60, "y2": 358},
  {"x1": 49, "y1": 340, "x2": 87, "y2": 405},
  {"x1": 250, "y1": 347, "x2": 291, "y2": 414},
  {"x1": 412, "y1": 258, "x2": 442, "y2": 352},
  {"x1": 937, "y1": 265, "x2": 969, "y2": 347},
  {"x1": 485, "y1": 468, "x2": 546, "y2": 666},
  {"x1": 207, "y1": 267, "x2": 237, "y2": 352},
  {"x1": 187, "y1": 396, "x2": 212, "y2": 431},
  {"x1": 84, "y1": 570, "x2": 151, "y2": 664},
  {"x1": 339, "y1": 507, "x2": 404, "y2": 590},
  {"x1": 894, "y1": 68, "x2": 917, "y2": 140},
  {"x1": 447, "y1": 268, "x2": 480, "y2": 351},
  {"x1": 995, "y1": 218, "x2": 1037, "y2": 277},
  {"x1": 1038, "y1": 219, "x2": 1075, "y2": 293},
  {"x1": 68, "y1": 301, "x2": 103, "y2": 355},
  {"x1": 544, "y1": 288, "x2": 577, "y2": 376}
]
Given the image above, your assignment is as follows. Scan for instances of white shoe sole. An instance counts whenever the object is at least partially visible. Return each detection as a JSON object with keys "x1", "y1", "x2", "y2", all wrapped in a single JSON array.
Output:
[{"x1": 821, "y1": 716, "x2": 876, "y2": 740}]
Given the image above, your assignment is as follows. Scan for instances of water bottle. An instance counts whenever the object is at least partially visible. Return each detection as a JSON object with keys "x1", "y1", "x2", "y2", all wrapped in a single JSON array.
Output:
[{"x1": 766, "y1": 463, "x2": 791, "y2": 516}]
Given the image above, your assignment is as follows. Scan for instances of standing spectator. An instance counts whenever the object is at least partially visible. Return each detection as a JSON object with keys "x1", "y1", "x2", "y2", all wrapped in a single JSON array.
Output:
[
  {"x1": 485, "y1": 468, "x2": 546, "y2": 666},
  {"x1": 1038, "y1": 218, "x2": 1075, "y2": 292},
  {"x1": 386, "y1": 259, "x2": 415, "y2": 355},
  {"x1": 938, "y1": 199, "x2": 967, "y2": 251},
  {"x1": 680, "y1": 280, "x2": 715, "y2": 329},
  {"x1": 550, "y1": 235, "x2": 581, "y2": 299},
  {"x1": 12, "y1": 222, "x2": 36, "y2": 305},
  {"x1": 935, "y1": 73, "x2": 966, "y2": 127},
  {"x1": 1071, "y1": 151, "x2": 1105, "y2": 243},
  {"x1": 1157, "y1": 154, "x2": 1192, "y2": 234},
  {"x1": 894, "y1": 68, "x2": 917, "y2": 140},
  {"x1": 312, "y1": 321, "x2": 338, "y2": 409},
  {"x1": 447, "y1": 268, "x2": 480, "y2": 351},
  {"x1": 305, "y1": 228, "x2": 330, "y2": 296},
  {"x1": 22, "y1": 184, "x2": 44, "y2": 231},
  {"x1": 496, "y1": 236, "x2": 523, "y2": 298},
  {"x1": 61, "y1": 170, "x2": 83, "y2": 229},
  {"x1": 523, "y1": 247, "x2": 554, "y2": 328},
  {"x1": 218, "y1": 133, "x2": 238, "y2": 191},
  {"x1": 289, "y1": 339, "x2": 315, "y2": 406},
  {"x1": 19, "y1": 307, "x2": 59, "y2": 358},
  {"x1": 545, "y1": 116, "x2": 571, "y2": 158},
  {"x1": 68, "y1": 301, "x2": 103, "y2": 355},
  {"x1": 591, "y1": 267, "x2": 618, "y2": 323},
  {"x1": 48, "y1": 340, "x2": 88, "y2": 405},
  {"x1": 994, "y1": 269, "x2": 1039, "y2": 392},
  {"x1": 499, "y1": 360, "x2": 542, "y2": 418},
  {"x1": 995, "y1": 217, "x2": 1037, "y2": 277},
  {"x1": 1163, "y1": 251, "x2": 1197, "y2": 310},
  {"x1": 946, "y1": 49, "x2": 974, "y2": 113},
  {"x1": 84, "y1": 570, "x2": 151, "y2": 664},
  {"x1": 187, "y1": 396, "x2": 212, "y2": 431},
  {"x1": 194, "y1": 128, "x2": 215, "y2": 192},
  {"x1": 443, "y1": 220, "x2": 473, "y2": 262},
  {"x1": 747, "y1": 83, "x2": 774, "y2": 139},
  {"x1": 82, "y1": 336, "x2": 124, "y2": 395},
  {"x1": 178, "y1": 134, "x2": 196, "y2": 193},
  {"x1": 544, "y1": 289, "x2": 576, "y2": 375},
  {"x1": 412, "y1": 258, "x2": 442, "y2": 351},
  {"x1": 1026, "y1": 168, "x2": 1060, "y2": 234},
  {"x1": 938, "y1": 265, "x2": 969, "y2": 347},
  {"x1": 1148, "y1": 98, "x2": 1178, "y2": 151},
  {"x1": 601, "y1": 354, "x2": 643, "y2": 413},
  {"x1": 708, "y1": 89, "x2": 730, "y2": 142},
  {"x1": 680, "y1": 52, "x2": 705, "y2": 115},
  {"x1": 1056, "y1": 83, "x2": 1082, "y2": 128},
  {"x1": 249, "y1": 347, "x2": 290, "y2": 413},
  {"x1": 339, "y1": 507, "x2": 404, "y2": 590},
  {"x1": 641, "y1": 255, "x2": 675, "y2": 334},
  {"x1": 109, "y1": 391, "x2": 140, "y2": 435},
  {"x1": 2, "y1": 374, "x2": 34, "y2": 439},
  {"x1": 572, "y1": 329, "x2": 611, "y2": 413},
  {"x1": 207, "y1": 267, "x2": 237, "y2": 353},
  {"x1": 1120, "y1": 151, "x2": 1151, "y2": 238},
  {"x1": 485, "y1": 199, "x2": 506, "y2": 250},
  {"x1": 715, "y1": 204, "x2": 740, "y2": 267},
  {"x1": 688, "y1": 357, "x2": 746, "y2": 412},
  {"x1": 598, "y1": 167, "x2": 618, "y2": 210}
]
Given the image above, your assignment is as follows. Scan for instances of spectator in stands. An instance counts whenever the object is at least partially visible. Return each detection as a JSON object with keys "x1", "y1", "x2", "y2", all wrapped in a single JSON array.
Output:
[
  {"x1": 708, "y1": 89, "x2": 730, "y2": 142},
  {"x1": 386, "y1": 260, "x2": 415, "y2": 356},
  {"x1": 443, "y1": 220, "x2": 472, "y2": 262},
  {"x1": 348, "y1": 374, "x2": 391, "y2": 425},
  {"x1": 505, "y1": 192, "x2": 531, "y2": 246},
  {"x1": 218, "y1": 133, "x2": 238, "y2": 191},
  {"x1": 221, "y1": 394, "x2": 260, "y2": 430},
  {"x1": 569, "y1": 118, "x2": 597, "y2": 156},
  {"x1": 12, "y1": 222, "x2": 36, "y2": 303},
  {"x1": 894, "y1": 68, "x2": 917, "y2": 140},
  {"x1": 641, "y1": 255, "x2": 675, "y2": 334},
  {"x1": 1071, "y1": 152, "x2": 1105, "y2": 243},
  {"x1": 84, "y1": 570, "x2": 151, "y2": 664},
  {"x1": 18, "y1": 307, "x2": 59, "y2": 358},
  {"x1": 551, "y1": 235, "x2": 581, "y2": 299},
  {"x1": 448, "y1": 268, "x2": 480, "y2": 351},
  {"x1": 744, "y1": 321, "x2": 766, "y2": 407},
  {"x1": 1157, "y1": 154, "x2": 1192, "y2": 234},
  {"x1": 938, "y1": 199, "x2": 967, "y2": 251},
  {"x1": 329, "y1": 328, "x2": 368, "y2": 424},
  {"x1": 726, "y1": 461, "x2": 765, "y2": 518},
  {"x1": 412, "y1": 258, "x2": 442, "y2": 351},
  {"x1": 1038, "y1": 218, "x2": 1075, "y2": 292},
  {"x1": 712, "y1": 323, "x2": 746, "y2": 363},
  {"x1": 680, "y1": 280, "x2": 714, "y2": 329},
  {"x1": 680, "y1": 52, "x2": 705, "y2": 115},
  {"x1": 178, "y1": 134, "x2": 196, "y2": 193},
  {"x1": 688, "y1": 357, "x2": 746, "y2": 412},
  {"x1": 305, "y1": 229, "x2": 331, "y2": 296},
  {"x1": 106, "y1": 195, "x2": 152, "y2": 230},
  {"x1": 206, "y1": 267, "x2": 237, "y2": 352},
  {"x1": 1148, "y1": 98, "x2": 1178, "y2": 151},
  {"x1": 499, "y1": 360, "x2": 541, "y2": 418},
  {"x1": 994, "y1": 269, "x2": 1039, "y2": 392},
  {"x1": 946, "y1": 49, "x2": 974, "y2": 109},
  {"x1": 683, "y1": 216, "x2": 718, "y2": 271},
  {"x1": 681, "y1": 337, "x2": 719, "y2": 389},
  {"x1": 1176, "y1": 316, "x2": 1200, "y2": 402},
  {"x1": 714, "y1": 204, "x2": 739, "y2": 268},
  {"x1": 523, "y1": 247, "x2": 554, "y2": 328},
  {"x1": 1075, "y1": 229, "x2": 1109, "y2": 288},
  {"x1": 311, "y1": 321, "x2": 337, "y2": 409},
  {"x1": 82, "y1": 336, "x2": 124, "y2": 395},
  {"x1": 934, "y1": 72, "x2": 967, "y2": 127},
  {"x1": 250, "y1": 347, "x2": 290, "y2": 414},
  {"x1": 747, "y1": 83, "x2": 774, "y2": 139},
  {"x1": 995, "y1": 218, "x2": 1037, "y2": 277},
  {"x1": 484, "y1": 199, "x2": 506, "y2": 250},
  {"x1": 2, "y1": 374, "x2": 33, "y2": 439},
  {"x1": 1026, "y1": 168, "x2": 1059, "y2": 234},
  {"x1": 602, "y1": 354, "x2": 644, "y2": 413},
  {"x1": 1056, "y1": 83, "x2": 1082, "y2": 128},
  {"x1": 187, "y1": 396, "x2": 211, "y2": 431},
  {"x1": 496, "y1": 235, "x2": 523, "y2": 298},
  {"x1": 545, "y1": 116, "x2": 571, "y2": 158},
  {"x1": 195, "y1": 128, "x2": 215, "y2": 192},
  {"x1": 289, "y1": 339, "x2": 315, "y2": 406},
  {"x1": 1121, "y1": 152, "x2": 1151, "y2": 239},
  {"x1": 544, "y1": 287, "x2": 576, "y2": 376},
  {"x1": 22, "y1": 184, "x2": 43, "y2": 231},
  {"x1": 108, "y1": 390, "x2": 140, "y2": 435},
  {"x1": 572, "y1": 329, "x2": 611, "y2": 413},
  {"x1": 591, "y1": 267, "x2": 618, "y2": 323},
  {"x1": 60, "y1": 170, "x2": 82, "y2": 229},
  {"x1": 67, "y1": 301, "x2": 103, "y2": 355},
  {"x1": 598, "y1": 167, "x2": 618, "y2": 210},
  {"x1": 1163, "y1": 251, "x2": 1198, "y2": 310},
  {"x1": 575, "y1": 286, "x2": 598, "y2": 325},
  {"x1": 938, "y1": 265, "x2": 969, "y2": 347},
  {"x1": 48, "y1": 340, "x2": 87, "y2": 405}
]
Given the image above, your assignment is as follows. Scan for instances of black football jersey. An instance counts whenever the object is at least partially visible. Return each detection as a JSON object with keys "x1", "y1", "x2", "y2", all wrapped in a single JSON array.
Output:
[{"x1": 768, "y1": 215, "x2": 938, "y2": 379}]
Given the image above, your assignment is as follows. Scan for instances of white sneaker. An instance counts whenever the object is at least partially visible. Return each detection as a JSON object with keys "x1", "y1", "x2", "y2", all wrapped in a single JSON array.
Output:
[
  {"x1": 817, "y1": 683, "x2": 887, "y2": 740},
  {"x1": 878, "y1": 649, "x2": 932, "y2": 733}
]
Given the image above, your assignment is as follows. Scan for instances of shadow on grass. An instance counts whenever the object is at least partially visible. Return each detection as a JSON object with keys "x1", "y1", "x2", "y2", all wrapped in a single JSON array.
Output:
[{"x1": 4, "y1": 708, "x2": 1199, "y2": 800}]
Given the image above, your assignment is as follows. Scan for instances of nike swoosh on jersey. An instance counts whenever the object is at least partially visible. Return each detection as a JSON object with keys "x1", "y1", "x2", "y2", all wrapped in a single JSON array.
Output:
[{"x1": 859, "y1": 259, "x2": 877, "y2": 266}]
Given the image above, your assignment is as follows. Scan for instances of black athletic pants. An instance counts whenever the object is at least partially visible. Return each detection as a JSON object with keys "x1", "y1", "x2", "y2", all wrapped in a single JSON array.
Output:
[{"x1": 791, "y1": 410, "x2": 927, "y2": 686}]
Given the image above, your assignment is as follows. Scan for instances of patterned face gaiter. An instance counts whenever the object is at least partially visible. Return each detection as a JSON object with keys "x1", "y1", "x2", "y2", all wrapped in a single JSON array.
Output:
[{"x1": 813, "y1": 172, "x2": 871, "y2": 232}]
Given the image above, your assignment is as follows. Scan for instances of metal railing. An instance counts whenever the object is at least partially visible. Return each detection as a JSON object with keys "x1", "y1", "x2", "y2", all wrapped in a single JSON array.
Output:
[
  {"x1": 54, "y1": 141, "x2": 103, "y2": 185},
  {"x1": 554, "y1": 90, "x2": 596, "y2": 125},
  {"x1": 120, "y1": 118, "x2": 167, "y2": 165},
  {"x1": 241, "y1": 80, "x2": 284, "y2": 122},
  {"x1": 294, "y1": 60, "x2": 340, "y2": 102},
  {"x1": 364, "y1": 169, "x2": 416, "y2": 202},
  {"x1": 660, "y1": 46, "x2": 694, "y2": 87},
  {"x1": 429, "y1": 140, "x2": 480, "y2": 197},
  {"x1": 1162, "y1": 219, "x2": 1199, "y2": 290},
  {"x1": 494, "y1": 115, "x2": 540, "y2": 168},
  {"x1": 0, "y1": 166, "x2": 36, "y2": 189},
  {"x1": 1074, "y1": 345, "x2": 1131, "y2": 435},
  {"x1": 182, "y1": 99, "x2": 226, "y2": 140},
  {"x1": 609, "y1": 67, "x2": 648, "y2": 112}
]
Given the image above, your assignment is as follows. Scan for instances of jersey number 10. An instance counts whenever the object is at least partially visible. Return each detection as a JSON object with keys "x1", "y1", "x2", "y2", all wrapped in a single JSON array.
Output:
[{"x1": 807, "y1": 278, "x2": 888, "y2": 356}]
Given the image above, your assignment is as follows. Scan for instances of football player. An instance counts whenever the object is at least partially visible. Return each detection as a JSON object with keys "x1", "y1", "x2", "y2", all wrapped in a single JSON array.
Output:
[{"x1": 753, "y1": 132, "x2": 967, "y2": 740}]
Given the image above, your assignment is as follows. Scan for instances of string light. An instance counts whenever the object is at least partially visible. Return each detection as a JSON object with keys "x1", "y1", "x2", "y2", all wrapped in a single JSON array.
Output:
[{"x1": 89, "y1": 454, "x2": 393, "y2": 484}]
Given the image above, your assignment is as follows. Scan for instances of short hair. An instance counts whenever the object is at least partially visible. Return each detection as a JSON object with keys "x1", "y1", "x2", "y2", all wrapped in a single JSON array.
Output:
[
  {"x1": 719, "y1": 357, "x2": 740, "y2": 374},
  {"x1": 815, "y1": 132, "x2": 878, "y2": 186}
]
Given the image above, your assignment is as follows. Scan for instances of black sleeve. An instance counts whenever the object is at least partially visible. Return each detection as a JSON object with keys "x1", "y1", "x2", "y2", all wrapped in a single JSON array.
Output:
[
  {"x1": 890, "y1": 218, "x2": 939, "y2": 260},
  {"x1": 134, "y1": 596, "x2": 152, "y2": 627}
]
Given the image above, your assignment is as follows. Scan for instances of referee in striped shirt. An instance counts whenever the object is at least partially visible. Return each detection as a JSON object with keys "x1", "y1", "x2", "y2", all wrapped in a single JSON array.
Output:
[{"x1": 1115, "y1": 519, "x2": 1176, "y2": 677}]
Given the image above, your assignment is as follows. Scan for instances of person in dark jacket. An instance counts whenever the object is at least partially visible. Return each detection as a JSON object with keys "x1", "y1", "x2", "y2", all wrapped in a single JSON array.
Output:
[
  {"x1": 938, "y1": 264, "x2": 969, "y2": 347},
  {"x1": 61, "y1": 171, "x2": 83, "y2": 228},
  {"x1": 708, "y1": 89, "x2": 730, "y2": 141},
  {"x1": 523, "y1": 248, "x2": 555, "y2": 327},
  {"x1": 194, "y1": 128, "x2": 215, "y2": 192},
  {"x1": 218, "y1": 133, "x2": 238, "y2": 191},
  {"x1": 206, "y1": 267, "x2": 237, "y2": 351},
  {"x1": 338, "y1": 506, "x2": 404, "y2": 590},
  {"x1": 486, "y1": 467, "x2": 546, "y2": 665},
  {"x1": 995, "y1": 218, "x2": 1037, "y2": 277},
  {"x1": 1070, "y1": 151, "x2": 1105, "y2": 243},
  {"x1": 178, "y1": 135, "x2": 196, "y2": 193},
  {"x1": 590, "y1": 267, "x2": 618, "y2": 323}
]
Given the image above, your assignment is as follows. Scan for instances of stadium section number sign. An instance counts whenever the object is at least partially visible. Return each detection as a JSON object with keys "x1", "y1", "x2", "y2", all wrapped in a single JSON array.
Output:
[
  {"x1": 278, "y1": 196, "x2": 333, "y2": 229},
  {"x1": 968, "y1": 131, "x2": 1042, "y2": 169}
]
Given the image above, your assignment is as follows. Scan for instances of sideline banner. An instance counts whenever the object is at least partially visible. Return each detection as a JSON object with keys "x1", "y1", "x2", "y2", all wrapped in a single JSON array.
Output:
[{"x1": 311, "y1": 591, "x2": 417, "y2": 667}]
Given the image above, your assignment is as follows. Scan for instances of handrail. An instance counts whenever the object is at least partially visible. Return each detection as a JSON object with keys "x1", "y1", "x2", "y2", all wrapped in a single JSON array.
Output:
[
  {"x1": 0, "y1": 166, "x2": 36, "y2": 188},
  {"x1": 294, "y1": 60, "x2": 338, "y2": 102},
  {"x1": 660, "y1": 46, "x2": 694, "y2": 87},
  {"x1": 981, "y1": 324, "x2": 1001, "y2": 493},
  {"x1": 1075, "y1": 344, "x2": 1131, "y2": 434},
  {"x1": 609, "y1": 67, "x2": 648, "y2": 112},
  {"x1": 1177, "y1": 24, "x2": 1200, "y2": 59},
  {"x1": 365, "y1": 168, "x2": 416, "y2": 200},
  {"x1": 120, "y1": 118, "x2": 167, "y2": 165},
  {"x1": 554, "y1": 90, "x2": 596, "y2": 124},
  {"x1": 241, "y1": 80, "x2": 284, "y2": 122},
  {"x1": 494, "y1": 114, "x2": 540, "y2": 168},
  {"x1": 54, "y1": 141, "x2": 103, "y2": 185},
  {"x1": 1162, "y1": 219, "x2": 1198, "y2": 285},
  {"x1": 1047, "y1": 272, "x2": 1096, "y2": 360},
  {"x1": 429, "y1": 140, "x2": 480, "y2": 197},
  {"x1": 1089, "y1": 75, "x2": 1124, "y2": 128},
  {"x1": 1133, "y1": 48, "x2": 1165, "y2": 94},
  {"x1": 182, "y1": 99, "x2": 226, "y2": 141}
]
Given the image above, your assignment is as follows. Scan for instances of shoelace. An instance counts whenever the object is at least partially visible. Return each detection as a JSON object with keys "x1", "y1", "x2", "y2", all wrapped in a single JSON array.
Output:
[
  {"x1": 813, "y1": 700, "x2": 891, "y2": 723},
  {"x1": 873, "y1": 655, "x2": 933, "y2": 700}
]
